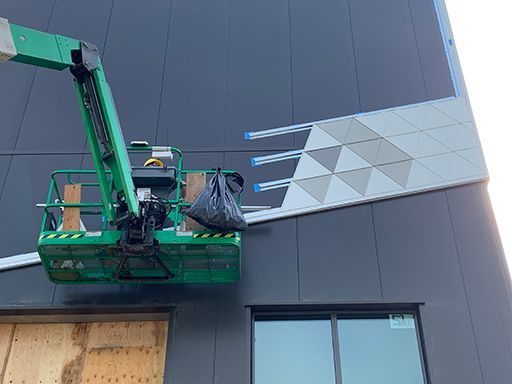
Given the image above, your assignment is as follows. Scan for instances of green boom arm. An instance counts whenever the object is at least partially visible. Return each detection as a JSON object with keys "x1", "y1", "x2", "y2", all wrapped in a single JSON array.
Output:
[{"x1": 0, "y1": 18, "x2": 139, "y2": 222}]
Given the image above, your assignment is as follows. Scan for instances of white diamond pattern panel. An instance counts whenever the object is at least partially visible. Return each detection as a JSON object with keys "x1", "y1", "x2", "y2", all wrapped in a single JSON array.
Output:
[{"x1": 246, "y1": 97, "x2": 488, "y2": 222}]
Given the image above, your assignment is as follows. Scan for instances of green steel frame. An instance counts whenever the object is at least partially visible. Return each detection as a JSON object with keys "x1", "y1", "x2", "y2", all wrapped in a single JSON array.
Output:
[{"x1": 2, "y1": 20, "x2": 243, "y2": 284}]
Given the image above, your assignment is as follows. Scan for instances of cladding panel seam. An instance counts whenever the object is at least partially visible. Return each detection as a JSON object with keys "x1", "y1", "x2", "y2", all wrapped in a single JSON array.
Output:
[
  {"x1": 407, "y1": 0, "x2": 429, "y2": 99},
  {"x1": 154, "y1": 0, "x2": 175, "y2": 145},
  {"x1": 444, "y1": 190, "x2": 486, "y2": 384}
]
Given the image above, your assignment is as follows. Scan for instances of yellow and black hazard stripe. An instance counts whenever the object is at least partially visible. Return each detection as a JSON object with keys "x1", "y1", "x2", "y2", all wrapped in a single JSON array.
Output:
[
  {"x1": 193, "y1": 233, "x2": 237, "y2": 239},
  {"x1": 40, "y1": 233, "x2": 84, "y2": 240}
]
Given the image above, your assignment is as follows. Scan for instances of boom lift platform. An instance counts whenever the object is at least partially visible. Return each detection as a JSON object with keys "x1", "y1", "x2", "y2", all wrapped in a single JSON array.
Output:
[{"x1": 0, "y1": 18, "x2": 242, "y2": 284}]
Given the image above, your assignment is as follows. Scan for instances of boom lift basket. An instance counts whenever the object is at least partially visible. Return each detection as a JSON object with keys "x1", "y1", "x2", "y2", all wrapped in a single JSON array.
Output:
[{"x1": 37, "y1": 148, "x2": 242, "y2": 284}]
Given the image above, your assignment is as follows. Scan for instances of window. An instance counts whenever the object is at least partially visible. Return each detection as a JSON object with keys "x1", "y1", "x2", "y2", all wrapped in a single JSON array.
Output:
[{"x1": 253, "y1": 312, "x2": 426, "y2": 384}]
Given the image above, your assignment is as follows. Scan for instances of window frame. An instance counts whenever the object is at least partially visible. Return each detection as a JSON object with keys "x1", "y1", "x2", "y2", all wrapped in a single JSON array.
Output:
[{"x1": 251, "y1": 307, "x2": 430, "y2": 384}]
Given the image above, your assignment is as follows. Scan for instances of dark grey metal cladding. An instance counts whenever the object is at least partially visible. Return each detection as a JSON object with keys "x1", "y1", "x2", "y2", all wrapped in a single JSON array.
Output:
[
  {"x1": 52, "y1": 284, "x2": 138, "y2": 307},
  {"x1": 290, "y1": 0, "x2": 360, "y2": 124},
  {"x1": 13, "y1": 0, "x2": 114, "y2": 151},
  {"x1": 409, "y1": 0, "x2": 456, "y2": 99},
  {"x1": 447, "y1": 184, "x2": 512, "y2": 383},
  {"x1": 297, "y1": 204, "x2": 382, "y2": 301},
  {"x1": 0, "y1": 265, "x2": 55, "y2": 306},
  {"x1": 225, "y1": 0, "x2": 293, "y2": 150},
  {"x1": 224, "y1": 151, "x2": 294, "y2": 208},
  {"x1": 349, "y1": 0, "x2": 428, "y2": 111},
  {"x1": 0, "y1": 154, "x2": 83, "y2": 258},
  {"x1": 157, "y1": 0, "x2": 230, "y2": 150},
  {"x1": 0, "y1": 156, "x2": 11, "y2": 198},
  {"x1": 162, "y1": 287, "x2": 218, "y2": 384},
  {"x1": 372, "y1": 190, "x2": 484, "y2": 384},
  {"x1": 102, "y1": 0, "x2": 172, "y2": 146},
  {"x1": 0, "y1": 0, "x2": 56, "y2": 151},
  {"x1": 239, "y1": 218, "x2": 299, "y2": 303}
]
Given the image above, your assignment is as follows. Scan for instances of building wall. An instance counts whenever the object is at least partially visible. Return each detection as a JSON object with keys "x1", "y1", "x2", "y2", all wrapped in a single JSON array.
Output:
[{"x1": 0, "y1": 0, "x2": 511, "y2": 383}]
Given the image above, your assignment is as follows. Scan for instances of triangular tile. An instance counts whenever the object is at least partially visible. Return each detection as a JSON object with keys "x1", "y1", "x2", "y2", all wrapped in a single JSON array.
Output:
[
  {"x1": 356, "y1": 112, "x2": 418, "y2": 137},
  {"x1": 449, "y1": 154, "x2": 485, "y2": 179},
  {"x1": 345, "y1": 119, "x2": 381, "y2": 143},
  {"x1": 396, "y1": 105, "x2": 457, "y2": 130},
  {"x1": 454, "y1": 125, "x2": 478, "y2": 150},
  {"x1": 365, "y1": 168, "x2": 403, "y2": 195},
  {"x1": 375, "y1": 140, "x2": 411, "y2": 165},
  {"x1": 334, "y1": 146, "x2": 372, "y2": 172},
  {"x1": 293, "y1": 152, "x2": 333, "y2": 180},
  {"x1": 387, "y1": 132, "x2": 421, "y2": 157},
  {"x1": 456, "y1": 148, "x2": 486, "y2": 170},
  {"x1": 406, "y1": 160, "x2": 443, "y2": 187},
  {"x1": 324, "y1": 175, "x2": 361, "y2": 203},
  {"x1": 282, "y1": 181, "x2": 320, "y2": 210},
  {"x1": 377, "y1": 160, "x2": 413, "y2": 187},
  {"x1": 336, "y1": 168, "x2": 372, "y2": 195},
  {"x1": 385, "y1": 113, "x2": 419, "y2": 136},
  {"x1": 355, "y1": 113, "x2": 390, "y2": 137},
  {"x1": 418, "y1": 152, "x2": 485, "y2": 181},
  {"x1": 418, "y1": 153, "x2": 453, "y2": 180},
  {"x1": 347, "y1": 139, "x2": 382, "y2": 164},
  {"x1": 462, "y1": 122, "x2": 476, "y2": 131},
  {"x1": 304, "y1": 126, "x2": 342, "y2": 151},
  {"x1": 308, "y1": 146, "x2": 343, "y2": 172},
  {"x1": 432, "y1": 98, "x2": 472, "y2": 123},
  {"x1": 317, "y1": 119, "x2": 351, "y2": 144},
  {"x1": 425, "y1": 125, "x2": 459, "y2": 149},
  {"x1": 296, "y1": 175, "x2": 332, "y2": 203},
  {"x1": 415, "y1": 133, "x2": 451, "y2": 157}
]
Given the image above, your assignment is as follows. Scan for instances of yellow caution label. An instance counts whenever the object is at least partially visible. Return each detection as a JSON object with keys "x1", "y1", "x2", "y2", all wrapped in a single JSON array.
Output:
[
  {"x1": 193, "y1": 233, "x2": 236, "y2": 239},
  {"x1": 40, "y1": 233, "x2": 84, "y2": 240}
]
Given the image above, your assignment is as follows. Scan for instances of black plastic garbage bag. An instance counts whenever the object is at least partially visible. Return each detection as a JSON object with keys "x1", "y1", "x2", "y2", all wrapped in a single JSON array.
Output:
[{"x1": 186, "y1": 168, "x2": 248, "y2": 231}]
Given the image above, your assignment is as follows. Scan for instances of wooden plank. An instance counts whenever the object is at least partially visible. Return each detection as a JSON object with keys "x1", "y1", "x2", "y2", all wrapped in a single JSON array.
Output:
[
  {"x1": 0, "y1": 324, "x2": 14, "y2": 383},
  {"x1": 2, "y1": 323, "x2": 85, "y2": 384},
  {"x1": 184, "y1": 172, "x2": 206, "y2": 231},
  {"x1": 81, "y1": 346, "x2": 167, "y2": 384},
  {"x1": 82, "y1": 321, "x2": 168, "y2": 384},
  {"x1": 0, "y1": 321, "x2": 168, "y2": 384},
  {"x1": 62, "y1": 184, "x2": 81, "y2": 231},
  {"x1": 86, "y1": 321, "x2": 168, "y2": 349}
]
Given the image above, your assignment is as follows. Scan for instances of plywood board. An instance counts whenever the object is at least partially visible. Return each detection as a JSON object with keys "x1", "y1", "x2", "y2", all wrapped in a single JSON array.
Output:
[
  {"x1": 62, "y1": 184, "x2": 81, "y2": 231},
  {"x1": 0, "y1": 324, "x2": 14, "y2": 383},
  {"x1": 0, "y1": 320, "x2": 168, "y2": 384},
  {"x1": 184, "y1": 172, "x2": 206, "y2": 231}
]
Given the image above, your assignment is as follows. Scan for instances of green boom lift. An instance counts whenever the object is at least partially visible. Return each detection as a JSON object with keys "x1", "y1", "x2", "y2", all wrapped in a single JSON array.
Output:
[{"x1": 0, "y1": 18, "x2": 243, "y2": 284}]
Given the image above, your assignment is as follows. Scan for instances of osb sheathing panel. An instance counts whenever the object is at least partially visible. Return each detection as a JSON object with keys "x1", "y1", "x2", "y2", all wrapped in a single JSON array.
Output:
[{"x1": 0, "y1": 321, "x2": 168, "y2": 384}]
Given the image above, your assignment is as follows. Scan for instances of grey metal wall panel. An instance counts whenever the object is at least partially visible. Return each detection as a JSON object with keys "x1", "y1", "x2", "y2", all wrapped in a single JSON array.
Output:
[
  {"x1": 0, "y1": 155, "x2": 82, "y2": 258},
  {"x1": 102, "y1": 0, "x2": 171, "y2": 145},
  {"x1": 290, "y1": 0, "x2": 360, "y2": 123},
  {"x1": 0, "y1": 0, "x2": 56, "y2": 150},
  {"x1": 409, "y1": 0, "x2": 455, "y2": 99},
  {"x1": 225, "y1": 0, "x2": 293, "y2": 150},
  {"x1": 0, "y1": 156, "x2": 11, "y2": 198},
  {"x1": 446, "y1": 184, "x2": 512, "y2": 383},
  {"x1": 13, "y1": 0, "x2": 113, "y2": 151},
  {"x1": 52, "y1": 284, "x2": 139, "y2": 307},
  {"x1": 165, "y1": 288, "x2": 218, "y2": 384},
  {"x1": 211, "y1": 287, "x2": 248, "y2": 384},
  {"x1": 348, "y1": 0, "x2": 427, "y2": 111},
  {"x1": 0, "y1": 265, "x2": 55, "y2": 306},
  {"x1": 373, "y1": 191, "x2": 483, "y2": 384},
  {"x1": 181, "y1": 151, "x2": 224, "y2": 170},
  {"x1": 224, "y1": 151, "x2": 294, "y2": 208},
  {"x1": 297, "y1": 205, "x2": 382, "y2": 301},
  {"x1": 157, "y1": 0, "x2": 230, "y2": 150},
  {"x1": 240, "y1": 218, "x2": 299, "y2": 303}
]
